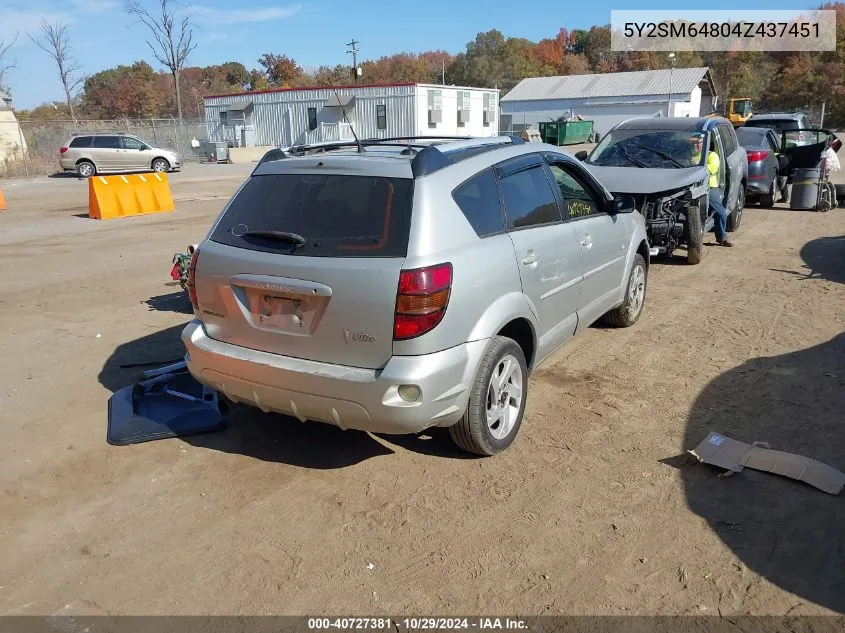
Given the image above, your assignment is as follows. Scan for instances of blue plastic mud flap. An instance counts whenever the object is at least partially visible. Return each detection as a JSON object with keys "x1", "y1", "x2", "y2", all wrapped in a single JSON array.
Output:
[{"x1": 107, "y1": 366, "x2": 224, "y2": 445}]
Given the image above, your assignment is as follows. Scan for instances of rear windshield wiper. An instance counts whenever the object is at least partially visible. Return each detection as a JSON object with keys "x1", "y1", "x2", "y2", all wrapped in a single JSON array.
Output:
[
  {"x1": 627, "y1": 142, "x2": 685, "y2": 168},
  {"x1": 242, "y1": 230, "x2": 306, "y2": 247}
]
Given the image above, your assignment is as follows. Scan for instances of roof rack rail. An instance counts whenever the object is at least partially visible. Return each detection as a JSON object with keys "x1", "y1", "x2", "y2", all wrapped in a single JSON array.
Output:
[
  {"x1": 255, "y1": 135, "x2": 525, "y2": 176},
  {"x1": 410, "y1": 136, "x2": 524, "y2": 178}
]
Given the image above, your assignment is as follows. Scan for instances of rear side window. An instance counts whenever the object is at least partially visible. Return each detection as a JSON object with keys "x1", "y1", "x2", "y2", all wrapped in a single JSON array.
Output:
[
  {"x1": 92, "y1": 136, "x2": 121, "y2": 149},
  {"x1": 210, "y1": 174, "x2": 413, "y2": 258},
  {"x1": 498, "y1": 166, "x2": 562, "y2": 229},
  {"x1": 452, "y1": 169, "x2": 505, "y2": 237},
  {"x1": 717, "y1": 125, "x2": 737, "y2": 155},
  {"x1": 69, "y1": 136, "x2": 92, "y2": 148}
]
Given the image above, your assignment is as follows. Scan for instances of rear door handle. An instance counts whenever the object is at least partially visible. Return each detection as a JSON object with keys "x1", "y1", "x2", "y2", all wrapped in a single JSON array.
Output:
[{"x1": 521, "y1": 252, "x2": 539, "y2": 266}]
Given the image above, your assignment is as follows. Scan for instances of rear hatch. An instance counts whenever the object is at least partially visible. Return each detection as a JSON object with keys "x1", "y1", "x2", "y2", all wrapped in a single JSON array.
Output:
[{"x1": 194, "y1": 170, "x2": 414, "y2": 369}]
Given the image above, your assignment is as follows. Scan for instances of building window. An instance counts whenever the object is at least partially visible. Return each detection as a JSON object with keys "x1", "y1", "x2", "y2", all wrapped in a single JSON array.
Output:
[
  {"x1": 376, "y1": 104, "x2": 387, "y2": 130},
  {"x1": 307, "y1": 107, "x2": 318, "y2": 131}
]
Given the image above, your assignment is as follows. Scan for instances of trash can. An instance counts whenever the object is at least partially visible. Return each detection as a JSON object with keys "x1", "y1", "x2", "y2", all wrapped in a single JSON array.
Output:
[
  {"x1": 203, "y1": 141, "x2": 229, "y2": 164},
  {"x1": 790, "y1": 168, "x2": 821, "y2": 210}
]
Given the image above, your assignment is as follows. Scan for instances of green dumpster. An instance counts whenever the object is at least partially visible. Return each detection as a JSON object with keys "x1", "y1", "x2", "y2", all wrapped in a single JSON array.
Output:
[{"x1": 538, "y1": 119, "x2": 594, "y2": 146}]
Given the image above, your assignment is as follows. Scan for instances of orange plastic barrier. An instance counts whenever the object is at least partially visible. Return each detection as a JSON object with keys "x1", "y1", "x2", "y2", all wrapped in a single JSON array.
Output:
[
  {"x1": 0, "y1": 187, "x2": 6, "y2": 211},
  {"x1": 88, "y1": 172, "x2": 175, "y2": 220}
]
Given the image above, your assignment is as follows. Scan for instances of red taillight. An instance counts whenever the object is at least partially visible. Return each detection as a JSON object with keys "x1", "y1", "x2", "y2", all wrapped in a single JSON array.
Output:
[
  {"x1": 186, "y1": 248, "x2": 200, "y2": 309},
  {"x1": 59, "y1": 147, "x2": 69, "y2": 154},
  {"x1": 394, "y1": 263, "x2": 452, "y2": 340},
  {"x1": 747, "y1": 150, "x2": 768, "y2": 162}
]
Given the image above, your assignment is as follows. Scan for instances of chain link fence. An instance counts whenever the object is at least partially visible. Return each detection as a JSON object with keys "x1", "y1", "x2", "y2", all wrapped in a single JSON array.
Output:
[{"x1": 2, "y1": 118, "x2": 210, "y2": 178}]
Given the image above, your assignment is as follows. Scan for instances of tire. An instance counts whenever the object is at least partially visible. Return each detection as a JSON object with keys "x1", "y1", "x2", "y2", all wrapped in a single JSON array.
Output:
[
  {"x1": 152, "y1": 158, "x2": 170, "y2": 173},
  {"x1": 727, "y1": 186, "x2": 745, "y2": 232},
  {"x1": 759, "y1": 182, "x2": 775, "y2": 208},
  {"x1": 686, "y1": 197, "x2": 705, "y2": 265},
  {"x1": 76, "y1": 161, "x2": 96, "y2": 178},
  {"x1": 449, "y1": 336, "x2": 528, "y2": 456},
  {"x1": 601, "y1": 254, "x2": 647, "y2": 327}
]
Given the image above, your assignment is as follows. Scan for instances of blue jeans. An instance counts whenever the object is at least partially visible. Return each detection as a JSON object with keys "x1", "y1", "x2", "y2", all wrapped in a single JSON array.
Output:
[{"x1": 709, "y1": 188, "x2": 728, "y2": 241}]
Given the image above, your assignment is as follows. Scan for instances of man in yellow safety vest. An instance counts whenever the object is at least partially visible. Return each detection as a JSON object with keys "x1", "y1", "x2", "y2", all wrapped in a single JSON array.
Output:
[{"x1": 690, "y1": 133, "x2": 732, "y2": 247}]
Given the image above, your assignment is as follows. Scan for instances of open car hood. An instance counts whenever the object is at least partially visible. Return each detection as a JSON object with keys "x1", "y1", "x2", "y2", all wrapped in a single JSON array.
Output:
[{"x1": 584, "y1": 165, "x2": 707, "y2": 195}]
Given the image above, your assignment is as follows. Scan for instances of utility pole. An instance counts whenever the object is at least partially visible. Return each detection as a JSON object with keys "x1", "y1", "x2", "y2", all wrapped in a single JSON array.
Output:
[
  {"x1": 667, "y1": 52, "x2": 676, "y2": 118},
  {"x1": 346, "y1": 38, "x2": 359, "y2": 83},
  {"x1": 820, "y1": 101, "x2": 826, "y2": 128},
  {"x1": 442, "y1": 58, "x2": 445, "y2": 84}
]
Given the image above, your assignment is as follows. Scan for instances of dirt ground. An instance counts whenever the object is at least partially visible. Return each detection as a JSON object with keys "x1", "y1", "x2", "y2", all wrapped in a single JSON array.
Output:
[{"x1": 1, "y1": 157, "x2": 844, "y2": 618}]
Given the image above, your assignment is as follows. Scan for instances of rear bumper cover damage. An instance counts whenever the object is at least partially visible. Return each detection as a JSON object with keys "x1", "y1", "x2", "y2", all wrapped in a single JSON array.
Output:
[{"x1": 182, "y1": 320, "x2": 488, "y2": 435}]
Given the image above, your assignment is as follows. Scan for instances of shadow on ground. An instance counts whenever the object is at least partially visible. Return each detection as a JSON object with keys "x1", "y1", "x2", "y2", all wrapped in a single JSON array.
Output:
[
  {"x1": 681, "y1": 332, "x2": 845, "y2": 613},
  {"x1": 98, "y1": 323, "x2": 188, "y2": 393},
  {"x1": 101, "y1": 323, "x2": 471, "y2": 467},
  {"x1": 800, "y1": 235, "x2": 845, "y2": 284},
  {"x1": 769, "y1": 235, "x2": 845, "y2": 284},
  {"x1": 143, "y1": 290, "x2": 193, "y2": 314}
]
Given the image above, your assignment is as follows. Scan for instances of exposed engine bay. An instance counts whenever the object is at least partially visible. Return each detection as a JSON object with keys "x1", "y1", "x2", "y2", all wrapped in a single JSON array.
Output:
[{"x1": 631, "y1": 187, "x2": 706, "y2": 257}]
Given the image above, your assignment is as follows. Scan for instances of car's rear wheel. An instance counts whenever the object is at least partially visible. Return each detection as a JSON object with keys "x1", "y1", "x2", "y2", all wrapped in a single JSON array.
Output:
[
  {"x1": 686, "y1": 197, "x2": 705, "y2": 265},
  {"x1": 76, "y1": 161, "x2": 96, "y2": 178},
  {"x1": 449, "y1": 336, "x2": 528, "y2": 456},
  {"x1": 601, "y1": 254, "x2": 647, "y2": 327},
  {"x1": 152, "y1": 158, "x2": 170, "y2": 173},
  {"x1": 759, "y1": 181, "x2": 775, "y2": 208},
  {"x1": 727, "y1": 186, "x2": 745, "y2": 231}
]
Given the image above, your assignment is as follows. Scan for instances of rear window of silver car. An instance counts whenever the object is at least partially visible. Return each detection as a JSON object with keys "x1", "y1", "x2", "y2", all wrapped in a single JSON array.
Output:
[
  {"x1": 210, "y1": 174, "x2": 414, "y2": 258},
  {"x1": 69, "y1": 136, "x2": 93, "y2": 148}
]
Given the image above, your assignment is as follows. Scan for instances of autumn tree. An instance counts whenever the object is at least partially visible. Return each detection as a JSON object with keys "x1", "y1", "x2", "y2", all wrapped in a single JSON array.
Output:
[
  {"x1": 28, "y1": 20, "x2": 84, "y2": 123},
  {"x1": 312, "y1": 64, "x2": 352, "y2": 86},
  {"x1": 448, "y1": 30, "x2": 544, "y2": 90},
  {"x1": 126, "y1": 0, "x2": 196, "y2": 121},
  {"x1": 248, "y1": 69, "x2": 270, "y2": 91},
  {"x1": 257, "y1": 53, "x2": 304, "y2": 87},
  {"x1": 81, "y1": 61, "x2": 161, "y2": 118}
]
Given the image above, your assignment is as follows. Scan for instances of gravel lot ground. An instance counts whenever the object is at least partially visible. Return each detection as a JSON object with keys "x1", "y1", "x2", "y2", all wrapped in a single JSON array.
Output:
[{"x1": 1, "y1": 152, "x2": 844, "y2": 617}]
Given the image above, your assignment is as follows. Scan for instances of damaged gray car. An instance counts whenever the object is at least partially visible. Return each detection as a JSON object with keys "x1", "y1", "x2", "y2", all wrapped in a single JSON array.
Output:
[{"x1": 576, "y1": 117, "x2": 748, "y2": 264}]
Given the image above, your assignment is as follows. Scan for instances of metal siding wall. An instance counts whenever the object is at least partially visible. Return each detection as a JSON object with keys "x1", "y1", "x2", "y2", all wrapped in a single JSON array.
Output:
[
  {"x1": 204, "y1": 85, "x2": 502, "y2": 145},
  {"x1": 204, "y1": 86, "x2": 418, "y2": 146}
]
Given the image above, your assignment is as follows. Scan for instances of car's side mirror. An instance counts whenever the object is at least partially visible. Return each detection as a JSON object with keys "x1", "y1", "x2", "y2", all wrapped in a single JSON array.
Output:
[
  {"x1": 611, "y1": 195, "x2": 636, "y2": 214},
  {"x1": 574, "y1": 150, "x2": 588, "y2": 161}
]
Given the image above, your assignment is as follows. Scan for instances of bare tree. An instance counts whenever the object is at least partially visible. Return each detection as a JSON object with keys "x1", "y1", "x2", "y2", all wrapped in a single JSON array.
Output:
[
  {"x1": 0, "y1": 33, "x2": 19, "y2": 96},
  {"x1": 28, "y1": 21, "x2": 84, "y2": 123},
  {"x1": 126, "y1": 0, "x2": 196, "y2": 121}
]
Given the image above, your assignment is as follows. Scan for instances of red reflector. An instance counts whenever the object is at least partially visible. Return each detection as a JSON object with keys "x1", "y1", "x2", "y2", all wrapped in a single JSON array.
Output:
[
  {"x1": 59, "y1": 147, "x2": 69, "y2": 154},
  {"x1": 170, "y1": 262, "x2": 181, "y2": 281},
  {"x1": 747, "y1": 150, "x2": 768, "y2": 162},
  {"x1": 394, "y1": 312, "x2": 446, "y2": 340},
  {"x1": 399, "y1": 264, "x2": 452, "y2": 295},
  {"x1": 186, "y1": 248, "x2": 200, "y2": 309}
]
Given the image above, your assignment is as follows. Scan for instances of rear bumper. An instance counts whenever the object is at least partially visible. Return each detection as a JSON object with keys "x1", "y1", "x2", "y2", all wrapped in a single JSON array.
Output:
[
  {"x1": 182, "y1": 320, "x2": 488, "y2": 435},
  {"x1": 60, "y1": 158, "x2": 75, "y2": 170},
  {"x1": 746, "y1": 179, "x2": 771, "y2": 194}
]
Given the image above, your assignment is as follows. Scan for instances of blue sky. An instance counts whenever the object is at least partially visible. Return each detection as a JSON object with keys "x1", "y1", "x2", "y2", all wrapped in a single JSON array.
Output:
[{"x1": 1, "y1": 0, "x2": 816, "y2": 109}]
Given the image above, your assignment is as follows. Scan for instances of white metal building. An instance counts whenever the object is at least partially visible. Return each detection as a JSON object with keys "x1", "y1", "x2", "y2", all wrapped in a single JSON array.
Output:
[
  {"x1": 500, "y1": 67, "x2": 717, "y2": 138},
  {"x1": 203, "y1": 83, "x2": 500, "y2": 148}
]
